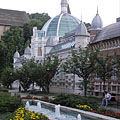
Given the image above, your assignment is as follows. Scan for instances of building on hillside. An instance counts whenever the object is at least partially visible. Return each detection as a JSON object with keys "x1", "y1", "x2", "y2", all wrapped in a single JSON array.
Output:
[{"x1": 0, "y1": 8, "x2": 29, "y2": 39}]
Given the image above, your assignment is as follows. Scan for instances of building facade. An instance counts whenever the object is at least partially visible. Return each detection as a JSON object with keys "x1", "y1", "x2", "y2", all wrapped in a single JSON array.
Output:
[
  {"x1": 13, "y1": 0, "x2": 89, "y2": 94},
  {"x1": 14, "y1": 0, "x2": 120, "y2": 96},
  {"x1": 89, "y1": 17, "x2": 120, "y2": 96}
]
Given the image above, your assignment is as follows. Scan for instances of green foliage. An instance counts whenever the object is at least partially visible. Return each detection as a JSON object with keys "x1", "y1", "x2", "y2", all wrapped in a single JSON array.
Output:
[
  {"x1": 15, "y1": 59, "x2": 36, "y2": 91},
  {"x1": 0, "y1": 87, "x2": 8, "y2": 92},
  {"x1": 95, "y1": 54, "x2": 113, "y2": 91},
  {"x1": 15, "y1": 56, "x2": 59, "y2": 92},
  {"x1": 52, "y1": 94, "x2": 99, "y2": 111},
  {"x1": 28, "y1": 13, "x2": 51, "y2": 25},
  {"x1": 23, "y1": 22, "x2": 32, "y2": 42},
  {"x1": 0, "y1": 112, "x2": 12, "y2": 120},
  {"x1": 23, "y1": 19, "x2": 42, "y2": 42},
  {"x1": 62, "y1": 48, "x2": 98, "y2": 96},
  {"x1": 0, "y1": 67, "x2": 15, "y2": 88},
  {"x1": 0, "y1": 94, "x2": 22, "y2": 113},
  {"x1": 23, "y1": 13, "x2": 51, "y2": 42},
  {"x1": 0, "y1": 40, "x2": 6, "y2": 74},
  {"x1": 1, "y1": 25, "x2": 25, "y2": 67}
]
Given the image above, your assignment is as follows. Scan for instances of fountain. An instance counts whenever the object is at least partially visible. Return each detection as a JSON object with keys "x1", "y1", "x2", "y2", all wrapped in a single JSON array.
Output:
[
  {"x1": 26, "y1": 101, "x2": 30, "y2": 108},
  {"x1": 77, "y1": 114, "x2": 82, "y2": 120},
  {"x1": 55, "y1": 104, "x2": 61, "y2": 118},
  {"x1": 37, "y1": 101, "x2": 41, "y2": 111},
  {"x1": 24, "y1": 101, "x2": 100, "y2": 120}
]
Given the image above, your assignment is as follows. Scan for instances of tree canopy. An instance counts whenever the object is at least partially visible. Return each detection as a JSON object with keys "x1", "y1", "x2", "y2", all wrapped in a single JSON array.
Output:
[
  {"x1": 15, "y1": 56, "x2": 59, "y2": 93},
  {"x1": 0, "y1": 40, "x2": 6, "y2": 73},
  {"x1": 23, "y1": 13, "x2": 51, "y2": 42},
  {"x1": 1, "y1": 25, "x2": 25, "y2": 67},
  {"x1": 28, "y1": 13, "x2": 51, "y2": 25},
  {"x1": 95, "y1": 53, "x2": 113, "y2": 92},
  {"x1": 62, "y1": 48, "x2": 98, "y2": 96}
]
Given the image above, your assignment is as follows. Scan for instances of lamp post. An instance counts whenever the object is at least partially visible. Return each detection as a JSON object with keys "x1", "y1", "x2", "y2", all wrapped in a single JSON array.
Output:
[{"x1": 9, "y1": 72, "x2": 13, "y2": 89}]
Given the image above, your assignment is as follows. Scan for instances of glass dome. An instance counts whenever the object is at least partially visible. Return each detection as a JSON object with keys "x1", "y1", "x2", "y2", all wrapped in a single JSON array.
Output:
[{"x1": 42, "y1": 13, "x2": 80, "y2": 37}]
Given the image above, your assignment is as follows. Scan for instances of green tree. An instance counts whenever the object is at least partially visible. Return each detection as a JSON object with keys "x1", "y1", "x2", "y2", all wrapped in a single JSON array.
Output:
[
  {"x1": 1, "y1": 26, "x2": 25, "y2": 67},
  {"x1": 110, "y1": 53, "x2": 120, "y2": 81},
  {"x1": 0, "y1": 67, "x2": 15, "y2": 88},
  {"x1": 62, "y1": 48, "x2": 97, "y2": 96},
  {"x1": 23, "y1": 19, "x2": 42, "y2": 42},
  {"x1": 23, "y1": 13, "x2": 50, "y2": 42},
  {"x1": 0, "y1": 40, "x2": 6, "y2": 74},
  {"x1": 15, "y1": 59, "x2": 35, "y2": 91},
  {"x1": 28, "y1": 13, "x2": 50, "y2": 25},
  {"x1": 35, "y1": 56, "x2": 60, "y2": 93},
  {"x1": 23, "y1": 23, "x2": 32, "y2": 42},
  {"x1": 95, "y1": 53, "x2": 113, "y2": 92},
  {"x1": 15, "y1": 56, "x2": 59, "y2": 92},
  {"x1": 43, "y1": 55, "x2": 59, "y2": 93}
]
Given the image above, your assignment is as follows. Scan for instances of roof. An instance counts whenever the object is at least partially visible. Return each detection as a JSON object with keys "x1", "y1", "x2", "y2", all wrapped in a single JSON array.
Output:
[
  {"x1": 91, "y1": 13, "x2": 103, "y2": 30},
  {"x1": 0, "y1": 8, "x2": 29, "y2": 26},
  {"x1": 24, "y1": 46, "x2": 31, "y2": 55},
  {"x1": 42, "y1": 13, "x2": 80, "y2": 37},
  {"x1": 93, "y1": 22, "x2": 120, "y2": 42},
  {"x1": 46, "y1": 37, "x2": 54, "y2": 47},
  {"x1": 75, "y1": 22, "x2": 89, "y2": 36},
  {"x1": 15, "y1": 55, "x2": 25, "y2": 64},
  {"x1": 14, "y1": 51, "x2": 20, "y2": 58},
  {"x1": 49, "y1": 40, "x2": 75, "y2": 54}
]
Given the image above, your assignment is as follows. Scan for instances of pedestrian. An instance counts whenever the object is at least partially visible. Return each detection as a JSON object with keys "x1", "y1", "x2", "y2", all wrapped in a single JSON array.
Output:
[{"x1": 102, "y1": 91, "x2": 111, "y2": 106}]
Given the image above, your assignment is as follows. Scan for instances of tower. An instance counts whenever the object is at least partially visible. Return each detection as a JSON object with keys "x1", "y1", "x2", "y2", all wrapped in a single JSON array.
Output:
[
  {"x1": 13, "y1": 50, "x2": 20, "y2": 63},
  {"x1": 89, "y1": 7, "x2": 103, "y2": 43},
  {"x1": 61, "y1": 0, "x2": 68, "y2": 13}
]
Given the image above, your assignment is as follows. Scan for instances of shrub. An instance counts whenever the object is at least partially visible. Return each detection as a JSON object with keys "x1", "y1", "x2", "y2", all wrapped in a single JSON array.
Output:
[
  {"x1": 41, "y1": 95, "x2": 50, "y2": 102},
  {"x1": 52, "y1": 94, "x2": 99, "y2": 110},
  {"x1": 0, "y1": 94, "x2": 22, "y2": 113},
  {"x1": 0, "y1": 87, "x2": 9, "y2": 92}
]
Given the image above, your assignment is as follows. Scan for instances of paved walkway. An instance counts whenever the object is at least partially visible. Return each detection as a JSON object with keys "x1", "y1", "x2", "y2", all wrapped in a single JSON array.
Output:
[{"x1": 9, "y1": 89, "x2": 55, "y2": 100}]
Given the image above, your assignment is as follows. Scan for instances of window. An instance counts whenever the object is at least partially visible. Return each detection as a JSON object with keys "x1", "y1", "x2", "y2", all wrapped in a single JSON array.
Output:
[{"x1": 38, "y1": 47, "x2": 42, "y2": 56}]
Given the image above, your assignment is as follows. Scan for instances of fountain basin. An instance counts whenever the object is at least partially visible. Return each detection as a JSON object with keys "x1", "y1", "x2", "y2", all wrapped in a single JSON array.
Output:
[{"x1": 23, "y1": 100, "x2": 119, "y2": 120}]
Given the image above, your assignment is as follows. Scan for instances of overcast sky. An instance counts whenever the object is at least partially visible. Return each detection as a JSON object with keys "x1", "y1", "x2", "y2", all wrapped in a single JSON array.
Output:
[{"x1": 0, "y1": 0, "x2": 120, "y2": 27}]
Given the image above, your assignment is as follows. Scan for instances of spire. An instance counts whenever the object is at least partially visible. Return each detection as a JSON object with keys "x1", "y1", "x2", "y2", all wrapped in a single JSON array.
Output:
[
  {"x1": 67, "y1": 4, "x2": 71, "y2": 14},
  {"x1": 61, "y1": 0, "x2": 68, "y2": 13},
  {"x1": 81, "y1": 13, "x2": 82, "y2": 22},
  {"x1": 97, "y1": 6, "x2": 98, "y2": 15}
]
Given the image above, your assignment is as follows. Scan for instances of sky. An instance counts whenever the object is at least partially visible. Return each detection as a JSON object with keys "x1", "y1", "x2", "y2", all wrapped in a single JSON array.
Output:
[{"x1": 0, "y1": 0, "x2": 120, "y2": 27}]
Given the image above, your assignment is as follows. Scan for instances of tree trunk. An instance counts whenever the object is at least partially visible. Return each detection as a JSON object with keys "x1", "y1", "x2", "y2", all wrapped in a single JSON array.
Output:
[
  {"x1": 103, "y1": 79, "x2": 106, "y2": 92},
  {"x1": 46, "y1": 86, "x2": 49, "y2": 94},
  {"x1": 84, "y1": 79, "x2": 87, "y2": 97}
]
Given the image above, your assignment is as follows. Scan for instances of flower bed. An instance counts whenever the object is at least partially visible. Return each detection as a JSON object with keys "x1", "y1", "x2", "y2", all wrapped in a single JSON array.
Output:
[
  {"x1": 76, "y1": 104, "x2": 95, "y2": 112},
  {"x1": 10, "y1": 107, "x2": 50, "y2": 120},
  {"x1": 76, "y1": 104, "x2": 120, "y2": 119},
  {"x1": 96, "y1": 108, "x2": 120, "y2": 119}
]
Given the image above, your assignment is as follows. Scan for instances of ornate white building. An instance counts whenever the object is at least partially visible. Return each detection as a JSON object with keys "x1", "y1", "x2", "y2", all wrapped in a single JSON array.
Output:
[{"x1": 13, "y1": 0, "x2": 105, "y2": 94}]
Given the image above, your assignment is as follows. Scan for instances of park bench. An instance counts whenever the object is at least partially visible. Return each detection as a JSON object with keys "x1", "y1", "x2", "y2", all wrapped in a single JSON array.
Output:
[{"x1": 109, "y1": 96, "x2": 120, "y2": 108}]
